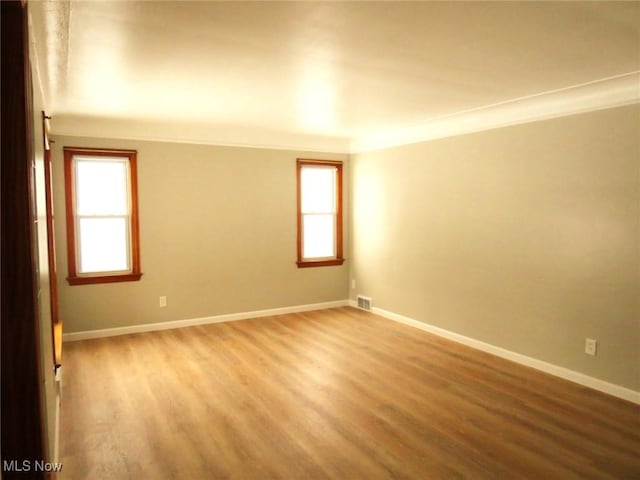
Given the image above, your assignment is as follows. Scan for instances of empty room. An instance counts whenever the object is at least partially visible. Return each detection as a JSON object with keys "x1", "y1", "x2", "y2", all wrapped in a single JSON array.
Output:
[{"x1": 2, "y1": 1, "x2": 639, "y2": 479}]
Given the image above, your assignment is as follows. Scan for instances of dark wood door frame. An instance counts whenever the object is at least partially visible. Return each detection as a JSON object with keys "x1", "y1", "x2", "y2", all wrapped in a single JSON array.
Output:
[{"x1": 1, "y1": 0, "x2": 48, "y2": 475}]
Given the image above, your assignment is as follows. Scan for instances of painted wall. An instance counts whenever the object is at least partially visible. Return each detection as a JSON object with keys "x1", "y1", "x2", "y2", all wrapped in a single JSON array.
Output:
[
  {"x1": 27, "y1": 21, "x2": 59, "y2": 464},
  {"x1": 350, "y1": 105, "x2": 640, "y2": 390},
  {"x1": 50, "y1": 137, "x2": 349, "y2": 333}
]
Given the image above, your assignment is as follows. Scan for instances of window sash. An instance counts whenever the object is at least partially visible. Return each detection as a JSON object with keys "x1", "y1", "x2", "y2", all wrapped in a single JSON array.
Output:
[
  {"x1": 75, "y1": 214, "x2": 132, "y2": 275},
  {"x1": 74, "y1": 156, "x2": 130, "y2": 216},
  {"x1": 300, "y1": 165, "x2": 336, "y2": 215},
  {"x1": 301, "y1": 212, "x2": 337, "y2": 260}
]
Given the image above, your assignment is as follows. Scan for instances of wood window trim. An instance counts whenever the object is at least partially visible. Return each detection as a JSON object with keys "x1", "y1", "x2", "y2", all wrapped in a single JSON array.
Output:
[
  {"x1": 63, "y1": 147, "x2": 142, "y2": 285},
  {"x1": 296, "y1": 159, "x2": 345, "y2": 268}
]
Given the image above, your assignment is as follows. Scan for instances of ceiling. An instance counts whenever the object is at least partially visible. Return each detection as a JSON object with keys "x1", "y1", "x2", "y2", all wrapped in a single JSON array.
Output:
[{"x1": 29, "y1": 1, "x2": 640, "y2": 153}]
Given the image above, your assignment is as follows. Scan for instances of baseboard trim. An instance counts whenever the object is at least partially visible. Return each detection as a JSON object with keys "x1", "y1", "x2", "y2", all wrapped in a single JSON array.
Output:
[
  {"x1": 63, "y1": 300, "x2": 350, "y2": 342},
  {"x1": 349, "y1": 300, "x2": 639, "y2": 405},
  {"x1": 53, "y1": 386, "x2": 61, "y2": 464}
]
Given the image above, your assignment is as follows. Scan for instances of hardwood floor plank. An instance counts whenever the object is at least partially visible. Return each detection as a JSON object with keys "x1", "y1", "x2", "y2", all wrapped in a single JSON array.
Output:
[
  {"x1": 220, "y1": 321, "x2": 455, "y2": 479},
  {"x1": 285, "y1": 312, "x2": 585, "y2": 479},
  {"x1": 60, "y1": 307, "x2": 640, "y2": 479},
  {"x1": 313, "y1": 314, "x2": 627, "y2": 473}
]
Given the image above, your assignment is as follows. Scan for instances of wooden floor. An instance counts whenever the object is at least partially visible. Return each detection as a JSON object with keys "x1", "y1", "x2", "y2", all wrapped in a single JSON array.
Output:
[{"x1": 60, "y1": 307, "x2": 640, "y2": 479}]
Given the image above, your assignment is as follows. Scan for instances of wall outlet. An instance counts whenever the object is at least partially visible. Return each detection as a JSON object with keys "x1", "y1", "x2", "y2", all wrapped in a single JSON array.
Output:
[
  {"x1": 585, "y1": 338, "x2": 597, "y2": 356},
  {"x1": 351, "y1": 279, "x2": 356, "y2": 289},
  {"x1": 159, "y1": 296, "x2": 167, "y2": 308}
]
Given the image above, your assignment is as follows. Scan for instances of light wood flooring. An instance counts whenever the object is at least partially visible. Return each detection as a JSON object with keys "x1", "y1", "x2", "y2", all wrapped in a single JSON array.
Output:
[{"x1": 60, "y1": 307, "x2": 640, "y2": 479}]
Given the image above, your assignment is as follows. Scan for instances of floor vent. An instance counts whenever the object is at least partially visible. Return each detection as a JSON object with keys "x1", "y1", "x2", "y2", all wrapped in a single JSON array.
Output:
[{"x1": 356, "y1": 295, "x2": 372, "y2": 311}]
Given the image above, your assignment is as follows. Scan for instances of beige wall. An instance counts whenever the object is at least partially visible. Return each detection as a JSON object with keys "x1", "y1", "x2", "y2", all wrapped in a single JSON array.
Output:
[
  {"x1": 29, "y1": 34, "x2": 59, "y2": 462},
  {"x1": 53, "y1": 105, "x2": 639, "y2": 392},
  {"x1": 350, "y1": 105, "x2": 640, "y2": 390},
  {"x1": 51, "y1": 137, "x2": 349, "y2": 333}
]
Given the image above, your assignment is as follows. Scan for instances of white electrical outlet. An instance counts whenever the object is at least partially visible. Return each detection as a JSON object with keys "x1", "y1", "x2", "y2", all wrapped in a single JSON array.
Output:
[
  {"x1": 159, "y1": 296, "x2": 167, "y2": 308},
  {"x1": 351, "y1": 279, "x2": 356, "y2": 289},
  {"x1": 585, "y1": 338, "x2": 597, "y2": 356}
]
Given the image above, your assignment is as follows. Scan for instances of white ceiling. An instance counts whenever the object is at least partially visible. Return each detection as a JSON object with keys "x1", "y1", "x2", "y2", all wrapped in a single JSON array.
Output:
[{"x1": 29, "y1": 1, "x2": 640, "y2": 153}]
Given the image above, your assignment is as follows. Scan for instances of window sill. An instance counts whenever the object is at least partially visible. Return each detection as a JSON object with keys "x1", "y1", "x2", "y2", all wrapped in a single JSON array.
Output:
[
  {"x1": 296, "y1": 258, "x2": 345, "y2": 268},
  {"x1": 67, "y1": 273, "x2": 143, "y2": 286}
]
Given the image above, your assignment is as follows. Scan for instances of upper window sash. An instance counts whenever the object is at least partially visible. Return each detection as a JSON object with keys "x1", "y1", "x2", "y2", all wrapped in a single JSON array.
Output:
[
  {"x1": 73, "y1": 156, "x2": 130, "y2": 217},
  {"x1": 300, "y1": 165, "x2": 337, "y2": 214}
]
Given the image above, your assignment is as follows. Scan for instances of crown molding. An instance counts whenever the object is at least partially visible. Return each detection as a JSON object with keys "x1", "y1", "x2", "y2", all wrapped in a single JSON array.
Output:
[
  {"x1": 50, "y1": 73, "x2": 639, "y2": 155},
  {"x1": 50, "y1": 115, "x2": 352, "y2": 154},
  {"x1": 350, "y1": 72, "x2": 640, "y2": 154}
]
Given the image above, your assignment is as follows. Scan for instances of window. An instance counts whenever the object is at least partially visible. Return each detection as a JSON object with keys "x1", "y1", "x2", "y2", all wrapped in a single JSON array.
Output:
[
  {"x1": 296, "y1": 159, "x2": 344, "y2": 268},
  {"x1": 63, "y1": 147, "x2": 142, "y2": 285}
]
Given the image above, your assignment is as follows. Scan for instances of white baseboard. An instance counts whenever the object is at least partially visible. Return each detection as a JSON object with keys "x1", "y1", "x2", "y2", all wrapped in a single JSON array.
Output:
[
  {"x1": 62, "y1": 300, "x2": 350, "y2": 342},
  {"x1": 53, "y1": 386, "x2": 61, "y2": 464},
  {"x1": 349, "y1": 300, "x2": 640, "y2": 405}
]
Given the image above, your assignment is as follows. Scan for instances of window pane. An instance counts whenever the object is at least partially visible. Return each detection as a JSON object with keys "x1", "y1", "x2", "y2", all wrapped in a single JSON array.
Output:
[
  {"x1": 301, "y1": 166, "x2": 335, "y2": 213},
  {"x1": 78, "y1": 217, "x2": 129, "y2": 273},
  {"x1": 76, "y1": 158, "x2": 128, "y2": 215},
  {"x1": 303, "y1": 214, "x2": 335, "y2": 258}
]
